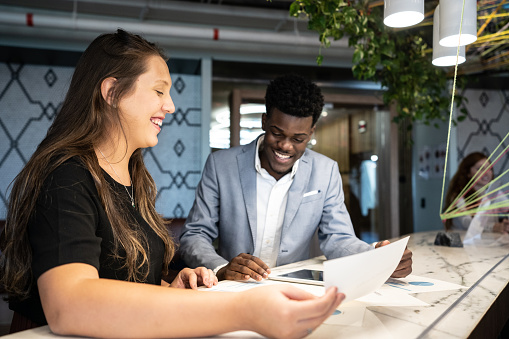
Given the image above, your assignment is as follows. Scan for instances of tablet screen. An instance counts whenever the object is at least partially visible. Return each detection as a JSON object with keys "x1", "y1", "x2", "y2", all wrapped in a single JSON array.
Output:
[
  {"x1": 269, "y1": 269, "x2": 324, "y2": 285},
  {"x1": 279, "y1": 269, "x2": 323, "y2": 281}
]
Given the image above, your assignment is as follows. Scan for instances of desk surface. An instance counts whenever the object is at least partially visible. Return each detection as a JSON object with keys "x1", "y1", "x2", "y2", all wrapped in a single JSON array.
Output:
[{"x1": 4, "y1": 231, "x2": 509, "y2": 339}]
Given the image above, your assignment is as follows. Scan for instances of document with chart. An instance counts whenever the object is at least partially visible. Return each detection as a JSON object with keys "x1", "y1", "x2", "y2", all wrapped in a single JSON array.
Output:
[{"x1": 323, "y1": 236, "x2": 409, "y2": 303}]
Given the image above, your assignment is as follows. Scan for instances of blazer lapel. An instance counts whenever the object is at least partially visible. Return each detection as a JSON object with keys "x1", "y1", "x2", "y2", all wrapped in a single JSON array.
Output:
[
  {"x1": 282, "y1": 151, "x2": 311, "y2": 230},
  {"x1": 237, "y1": 140, "x2": 258, "y2": 243}
]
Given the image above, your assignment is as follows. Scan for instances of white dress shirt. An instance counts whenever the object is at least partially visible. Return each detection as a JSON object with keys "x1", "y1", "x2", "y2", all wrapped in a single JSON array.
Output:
[
  {"x1": 253, "y1": 136, "x2": 299, "y2": 267},
  {"x1": 212, "y1": 136, "x2": 299, "y2": 274}
]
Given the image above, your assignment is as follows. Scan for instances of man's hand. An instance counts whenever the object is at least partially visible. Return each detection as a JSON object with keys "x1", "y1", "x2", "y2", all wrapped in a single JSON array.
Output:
[
  {"x1": 216, "y1": 253, "x2": 271, "y2": 281},
  {"x1": 375, "y1": 240, "x2": 413, "y2": 278}
]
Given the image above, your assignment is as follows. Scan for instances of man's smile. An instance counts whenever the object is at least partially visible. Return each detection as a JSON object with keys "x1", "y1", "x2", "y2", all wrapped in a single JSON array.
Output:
[{"x1": 274, "y1": 150, "x2": 292, "y2": 161}]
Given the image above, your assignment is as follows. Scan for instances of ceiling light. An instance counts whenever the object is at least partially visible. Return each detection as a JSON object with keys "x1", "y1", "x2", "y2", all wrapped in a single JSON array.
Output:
[
  {"x1": 240, "y1": 103, "x2": 266, "y2": 115},
  {"x1": 439, "y1": 0, "x2": 477, "y2": 47},
  {"x1": 384, "y1": 0, "x2": 424, "y2": 28},
  {"x1": 433, "y1": 6, "x2": 466, "y2": 67}
]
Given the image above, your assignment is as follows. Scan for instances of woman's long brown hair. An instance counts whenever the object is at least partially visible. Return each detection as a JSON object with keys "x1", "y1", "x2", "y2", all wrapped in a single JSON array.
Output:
[
  {"x1": 443, "y1": 152, "x2": 489, "y2": 231},
  {"x1": 0, "y1": 29, "x2": 175, "y2": 299}
]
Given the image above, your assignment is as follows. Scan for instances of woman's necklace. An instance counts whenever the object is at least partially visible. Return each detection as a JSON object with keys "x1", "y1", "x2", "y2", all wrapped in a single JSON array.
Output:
[{"x1": 98, "y1": 148, "x2": 135, "y2": 208}]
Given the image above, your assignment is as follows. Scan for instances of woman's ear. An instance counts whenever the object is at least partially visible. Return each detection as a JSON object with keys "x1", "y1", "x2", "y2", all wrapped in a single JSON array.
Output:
[{"x1": 101, "y1": 77, "x2": 117, "y2": 107}]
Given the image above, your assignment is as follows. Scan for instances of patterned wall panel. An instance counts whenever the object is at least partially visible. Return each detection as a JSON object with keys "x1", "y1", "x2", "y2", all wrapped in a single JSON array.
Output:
[
  {"x1": 0, "y1": 62, "x2": 202, "y2": 219},
  {"x1": 0, "y1": 63, "x2": 72, "y2": 218},
  {"x1": 457, "y1": 89, "x2": 509, "y2": 176},
  {"x1": 144, "y1": 74, "x2": 202, "y2": 218}
]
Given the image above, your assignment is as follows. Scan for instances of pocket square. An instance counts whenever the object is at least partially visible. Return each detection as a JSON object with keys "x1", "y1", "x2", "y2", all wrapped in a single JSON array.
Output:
[{"x1": 303, "y1": 190, "x2": 320, "y2": 197}]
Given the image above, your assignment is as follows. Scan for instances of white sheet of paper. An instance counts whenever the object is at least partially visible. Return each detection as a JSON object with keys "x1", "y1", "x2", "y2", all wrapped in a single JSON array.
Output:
[
  {"x1": 323, "y1": 236, "x2": 409, "y2": 303},
  {"x1": 202, "y1": 279, "x2": 280, "y2": 292},
  {"x1": 356, "y1": 289, "x2": 429, "y2": 306},
  {"x1": 324, "y1": 301, "x2": 367, "y2": 326},
  {"x1": 381, "y1": 274, "x2": 465, "y2": 294}
]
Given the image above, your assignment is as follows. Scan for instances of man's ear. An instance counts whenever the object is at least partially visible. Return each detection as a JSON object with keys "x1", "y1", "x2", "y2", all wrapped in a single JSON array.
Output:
[
  {"x1": 101, "y1": 77, "x2": 117, "y2": 107},
  {"x1": 261, "y1": 113, "x2": 267, "y2": 131}
]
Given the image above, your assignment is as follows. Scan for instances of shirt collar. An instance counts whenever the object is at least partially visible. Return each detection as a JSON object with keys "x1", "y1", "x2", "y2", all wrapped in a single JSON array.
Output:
[{"x1": 255, "y1": 135, "x2": 299, "y2": 179}]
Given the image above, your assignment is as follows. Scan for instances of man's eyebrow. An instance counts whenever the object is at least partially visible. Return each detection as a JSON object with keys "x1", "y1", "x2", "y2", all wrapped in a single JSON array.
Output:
[{"x1": 270, "y1": 125, "x2": 309, "y2": 136}]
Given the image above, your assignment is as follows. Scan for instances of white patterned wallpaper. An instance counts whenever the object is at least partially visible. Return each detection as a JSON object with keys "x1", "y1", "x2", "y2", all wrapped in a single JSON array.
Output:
[
  {"x1": 411, "y1": 87, "x2": 508, "y2": 233},
  {"x1": 0, "y1": 62, "x2": 202, "y2": 219},
  {"x1": 457, "y1": 88, "x2": 509, "y2": 175}
]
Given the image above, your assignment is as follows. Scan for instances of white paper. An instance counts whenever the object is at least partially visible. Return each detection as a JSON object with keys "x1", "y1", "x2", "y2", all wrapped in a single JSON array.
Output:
[
  {"x1": 381, "y1": 274, "x2": 465, "y2": 294},
  {"x1": 356, "y1": 289, "x2": 429, "y2": 306},
  {"x1": 202, "y1": 279, "x2": 278, "y2": 292},
  {"x1": 323, "y1": 236, "x2": 409, "y2": 303},
  {"x1": 324, "y1": 301, "x2": 367, "y2": 326}
]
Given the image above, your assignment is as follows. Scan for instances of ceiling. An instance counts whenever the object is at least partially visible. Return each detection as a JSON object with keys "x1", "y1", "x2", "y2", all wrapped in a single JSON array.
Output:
[
  {"x1": 417, "y1": 0, "x2": 509, "y2": 78},
  {"x1": 0, "y1": 0, "x2": 507, "y2": 82},
  {"x1": 1, "y1": 0, "x2": 506, "y2": 150},
  {"x1": 0, "y1": 0, "x2": 354, "y2": 68}
]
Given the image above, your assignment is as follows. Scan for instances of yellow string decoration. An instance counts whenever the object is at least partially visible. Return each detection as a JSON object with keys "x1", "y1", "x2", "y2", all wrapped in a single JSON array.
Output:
[{"x1": 439, "y1": 0, "x2": 509, "y2": 224}]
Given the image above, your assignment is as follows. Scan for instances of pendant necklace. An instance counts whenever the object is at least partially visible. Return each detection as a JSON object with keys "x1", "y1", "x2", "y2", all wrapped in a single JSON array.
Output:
[{"x1": 98, "y1": 148, "x2": 135, "y2": 208}]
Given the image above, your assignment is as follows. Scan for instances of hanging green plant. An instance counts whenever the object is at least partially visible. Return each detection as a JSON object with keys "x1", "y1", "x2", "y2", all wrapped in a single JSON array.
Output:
[{"x1": 289, "y1": 0, "x2": 466, "y2": 128}]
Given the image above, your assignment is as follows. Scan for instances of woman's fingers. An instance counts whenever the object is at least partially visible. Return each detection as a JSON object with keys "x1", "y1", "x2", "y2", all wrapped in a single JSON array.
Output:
[
  {"x1": 247, "y1": 285, "x2": 345, "y2": 338},
  {"x1": 185, "y1": 269, "x2": 198, "y2": 289},
  {"x1": 289, "y1": 286, "x2": 344, "y2": 322},
  {"x1": 296, "y1": 291, "x2": 344, "y2": 335},
  {"x1": 196, "y1": 267, "x2": 217, "y2": 287}
]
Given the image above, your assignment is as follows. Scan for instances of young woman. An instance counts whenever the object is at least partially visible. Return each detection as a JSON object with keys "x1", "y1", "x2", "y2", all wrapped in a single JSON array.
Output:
[
  {"x1": 444, "y1": 152, "x2": 509, "y2": 233},
  {"x1": 0, "y1": 29, "x2": 343, "y2": 338}
]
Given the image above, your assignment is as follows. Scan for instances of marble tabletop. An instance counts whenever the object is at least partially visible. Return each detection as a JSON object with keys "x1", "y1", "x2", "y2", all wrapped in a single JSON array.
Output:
[
  {"x1": 4, "y1": 231, "x2": 509, "y2": 339},
  {"x1": 301, "y1": 231, "x2": 509, "y2": 339},
  {"x1": 220, "y1": 230, "x2": 509, "y2": 339}
]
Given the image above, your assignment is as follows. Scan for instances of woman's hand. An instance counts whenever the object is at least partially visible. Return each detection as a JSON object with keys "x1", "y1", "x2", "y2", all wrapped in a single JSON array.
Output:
[
  {"x1": 170, "y1": 267, "x2": 218, "y2": 289},
  {"x1": 242, "y1": 285, "x2": 344, "y2": 338},
  {"x1": 493, "y1": 219, "x2": 509, "y2": 234}
]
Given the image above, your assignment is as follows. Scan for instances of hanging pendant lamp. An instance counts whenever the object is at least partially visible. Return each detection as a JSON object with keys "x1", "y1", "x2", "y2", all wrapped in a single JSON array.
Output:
[
  {"x1": 439, "y1": 0, "x2": 477, "y2": 47},
  {"x1": 384, "y1": 0, "x2": 424, "y2": 28},
  {"x1": 433, "y1": 5, "x2": 466, "y2": 67}
]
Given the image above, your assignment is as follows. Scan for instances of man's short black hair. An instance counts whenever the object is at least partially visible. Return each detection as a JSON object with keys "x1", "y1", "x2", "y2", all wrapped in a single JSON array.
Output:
[{"x1": 265, "y1": 74, "x2": 324, "y2": 126}]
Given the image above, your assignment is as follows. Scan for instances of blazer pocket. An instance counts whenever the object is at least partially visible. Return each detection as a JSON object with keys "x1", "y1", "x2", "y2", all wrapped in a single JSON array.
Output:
[{"x1": 301, "y1": 190, "x2": 323, "y2": 203}]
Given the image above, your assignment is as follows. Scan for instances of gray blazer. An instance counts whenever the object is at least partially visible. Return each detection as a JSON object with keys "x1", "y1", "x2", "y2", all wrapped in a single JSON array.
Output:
[{"x1": 179, "y1": 136, "x2": 373, "y2": 270}]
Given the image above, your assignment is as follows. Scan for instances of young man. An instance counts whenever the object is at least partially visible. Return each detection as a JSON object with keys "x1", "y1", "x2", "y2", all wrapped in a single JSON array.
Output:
[{"x1": 179, "y1": 74, "x2": 412, "y2": 281}]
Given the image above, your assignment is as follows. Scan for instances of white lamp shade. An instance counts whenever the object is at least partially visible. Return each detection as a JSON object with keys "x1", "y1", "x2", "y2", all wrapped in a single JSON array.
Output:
[
  {"x1": 384, "y1": 0, "x2": 424, "y2": 28},
  {"x1": 433, "y1": 5, "x2": 466, "y2": 66},
  {"x1": 439, "y1": 0, "x2": 477, "y2": 47}
]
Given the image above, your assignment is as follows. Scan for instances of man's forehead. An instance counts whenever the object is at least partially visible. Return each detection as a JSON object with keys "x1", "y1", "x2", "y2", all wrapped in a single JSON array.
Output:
[{"x1": 269, "y1": 119, "x2": 313, "y2": 131}]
